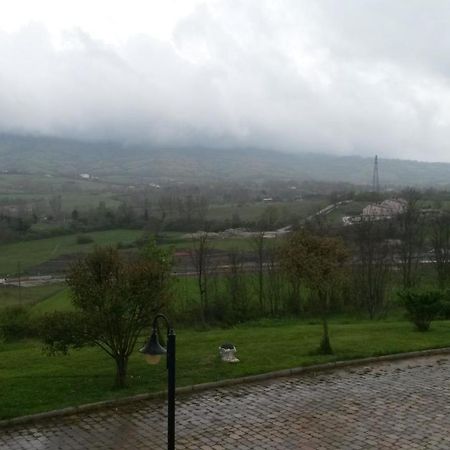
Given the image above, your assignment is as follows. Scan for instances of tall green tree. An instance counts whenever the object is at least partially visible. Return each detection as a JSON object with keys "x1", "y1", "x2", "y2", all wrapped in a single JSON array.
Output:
[
  {"x1": 281, "y1": 230, "x2": 349, "y2": 354},
  {"x1": 39, "y1": 244, "x2": 173, "y2": 388}
]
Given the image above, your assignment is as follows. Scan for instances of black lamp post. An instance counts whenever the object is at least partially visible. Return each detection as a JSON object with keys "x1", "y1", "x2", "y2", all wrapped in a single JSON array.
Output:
[{"x1": 140, "y1": 314, "x2": 176, "y2": 450}]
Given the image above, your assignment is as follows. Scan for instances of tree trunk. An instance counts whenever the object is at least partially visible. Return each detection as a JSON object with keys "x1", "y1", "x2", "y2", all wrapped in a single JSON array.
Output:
[
  {"x1": 258, "y1": 266, "x2": 264, "y2": 312},
  {"x1": 319, "y1": 291, "x2": 333, "y2": 355},
  {"x1": 255, "y1": 232, "x2": 265, "y2": 313},
  {"x1": 114, "y1": 356, "x2": 129, "y2": 389},
  {"x1": 319, "y1": 315, "x2": 333, "y2": 354},
  {"x1": 289, "y1": 278, "x2": 302, "y2": 315}
]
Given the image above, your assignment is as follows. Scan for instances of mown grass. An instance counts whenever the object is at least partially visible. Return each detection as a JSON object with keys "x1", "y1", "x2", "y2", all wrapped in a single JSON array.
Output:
[
  {"x1": 0, "y1": 229, "x2": 144, "y2": 275},
  {"x1": 0, "y1": 284, "x2": 66, "y2": 310},
  {"x1": 1, "y1": 318, "x2": 450, "y2": 420},
  {"x1": 29, "y1": 289, "x2": 72, "y2": 316}
]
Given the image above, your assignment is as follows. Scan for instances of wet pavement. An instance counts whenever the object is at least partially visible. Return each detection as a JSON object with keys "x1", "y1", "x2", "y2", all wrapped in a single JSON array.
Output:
[{"x1": 1, "y1": 354, "x2": 450, "y2": 449}]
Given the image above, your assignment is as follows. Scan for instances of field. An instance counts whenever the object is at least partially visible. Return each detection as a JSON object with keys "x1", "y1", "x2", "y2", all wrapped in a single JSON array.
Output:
[
  {"x1": 0, "y1": 196, "x2": 325, "y2": 277},
  {"x1": 29, "y1": 288, "x2": 72, "y2": 316},
  {"x1": 206, "y1": 199, "x2": 326, "y2": 222},
  {"x1": 0, "y1": 229, "x2": 144, "y2": 275},
  {"x1": 0, "y1": 173, "x2": 124, "y2": 212},
  {"x1": 0, "y1": 284, "x2": 65, "y2": 310},
  {"x1": 0, "y1": 229, "x2": 274, "y2": 276},
  {"x1": 1, "y1": 318, "x2": 450, "y2": 419}
]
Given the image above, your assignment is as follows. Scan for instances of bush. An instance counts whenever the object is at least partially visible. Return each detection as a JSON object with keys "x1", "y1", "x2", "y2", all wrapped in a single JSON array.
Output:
[
  {"x1": 399, "y1": 290, "x2": 443, "y2": 331},
  {"x1": 36, "y1": 311, "x2": 87, "y2": 355},
  {"x1": 0, "y1": 306, "x2": 32, "y2": 342},
  {"x1": 76, "y1": 234, "x2": 94, "y2": 245},
  {"x1": 439, "y1": 289, "x2": 450, "y2": 319}
]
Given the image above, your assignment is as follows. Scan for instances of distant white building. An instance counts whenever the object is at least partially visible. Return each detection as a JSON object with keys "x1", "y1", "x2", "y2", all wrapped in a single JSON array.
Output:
[
  {"x1": 380, "y1": 199, "x2": 407, "y2": 214},
  {"x1": 80, "y1": 173, "x2": 90, "y2": 179},
  {"x1": 362, "y1": 198, "x2": 407, "y2": 220}
]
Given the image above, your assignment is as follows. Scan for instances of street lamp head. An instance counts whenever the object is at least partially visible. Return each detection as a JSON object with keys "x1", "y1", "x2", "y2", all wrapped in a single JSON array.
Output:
[{"x1": 140, "y1": 329, "x2": 167, "y2": 365}]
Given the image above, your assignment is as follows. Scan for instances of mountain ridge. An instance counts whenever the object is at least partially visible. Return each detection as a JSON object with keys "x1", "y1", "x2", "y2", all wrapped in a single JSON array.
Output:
[{"x1": 0, "y1": 133, "x2": 449, "y2": 187}]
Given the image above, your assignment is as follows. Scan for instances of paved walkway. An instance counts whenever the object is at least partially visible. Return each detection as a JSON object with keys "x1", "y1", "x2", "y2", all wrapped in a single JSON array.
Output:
[{"x1": 2, "y1": 354, "x2": 450, "y2": 449}]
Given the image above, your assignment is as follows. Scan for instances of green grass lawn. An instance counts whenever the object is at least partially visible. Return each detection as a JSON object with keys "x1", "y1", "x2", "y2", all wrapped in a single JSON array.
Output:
[
  {"x1": 29, "y1": 289, "x2": 72, "y2": 316},
  {"x1": 1, "y1": 318, "x2": 450, "y2": 420},
  {"x1": 0, "y1": 229, "x2": 144, "y2": 275},
  {"x1": 0, "y1": 284, "x2": 66, "y2": 310}
]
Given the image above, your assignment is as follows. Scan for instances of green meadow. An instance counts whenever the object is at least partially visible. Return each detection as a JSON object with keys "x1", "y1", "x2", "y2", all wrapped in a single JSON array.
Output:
[
  {"x1": 1, "y1": 318, "x2": 450, "y2": 420},
  {"x1": 0, "y1": 229, "x2": 144, "y2": 275}
]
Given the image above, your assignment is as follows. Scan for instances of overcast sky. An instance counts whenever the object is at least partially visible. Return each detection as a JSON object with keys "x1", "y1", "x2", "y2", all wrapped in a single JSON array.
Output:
[{"x1": 1, "y1": 0, "x2": 450, "y2": 162}]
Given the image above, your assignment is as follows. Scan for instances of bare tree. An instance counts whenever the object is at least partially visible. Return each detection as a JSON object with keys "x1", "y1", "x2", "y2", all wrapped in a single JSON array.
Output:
[
  {"x1": 192, "y1": 196, "x2": 209, "y2": 224},
  {"x1": 48, "y1": 195, "x2": 62, "y2": 219},
  {"x1": 431, "y1": 212, "x2": 450, "y2": 289},
  {"x1": 279, "y1": 233, "x2": 303, "y2": 315},
  {"x1": 354, "y1": 220, "x2": 392, "y2": 318},
  {"x1": 190, "y1": 232, "x2": 211, "y2": 325},
  {"x1": 266, "y1": 238, "x2": 284, "y2": 316},
  {"x1": 397, "y1": 189, "x2": 424, "y2": 289},
  {"x1": 226, "y1": 249, "x2": 250, "y2": 323},
  {"x1": 258, "y1": 206, "x2": 279, "y2": 230},
  {"x1": 251, "y1": 231, "x2": 266, "y2": 313}
]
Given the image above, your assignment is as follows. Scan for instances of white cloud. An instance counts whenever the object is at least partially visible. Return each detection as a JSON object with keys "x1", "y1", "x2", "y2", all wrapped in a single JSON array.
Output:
[{"x1": 0, "y1": 0, "x2": 450, "y2": 162}]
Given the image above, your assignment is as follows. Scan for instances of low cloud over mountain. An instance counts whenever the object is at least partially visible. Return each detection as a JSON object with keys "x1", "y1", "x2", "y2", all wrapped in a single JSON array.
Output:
[{"x1": 1, "y1": 1, "x2": 450, "y2": 162}]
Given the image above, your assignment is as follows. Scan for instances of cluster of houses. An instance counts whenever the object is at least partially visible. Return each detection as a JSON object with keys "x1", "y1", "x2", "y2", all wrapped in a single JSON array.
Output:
[
  {"x1": 361, "y1": 198, "x2": 408, "y2": 220},
  {"x1": 343, "y1": 197, "x2": 441, "y2": 226},
  {"x1": 343, "y1": 198, "x2": 407, "y2": 225}
]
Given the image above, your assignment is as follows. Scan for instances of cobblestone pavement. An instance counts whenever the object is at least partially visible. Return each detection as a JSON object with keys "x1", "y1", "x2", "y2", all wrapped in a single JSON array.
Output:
[{"x1": 2, "y1": 354, "x2": 450, "y2": 449}]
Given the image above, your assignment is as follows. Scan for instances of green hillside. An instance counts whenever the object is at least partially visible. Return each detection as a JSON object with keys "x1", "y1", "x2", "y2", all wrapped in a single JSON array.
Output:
[{"x1": 2, "y1": 133, "x2": 450, "y2": 186}]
